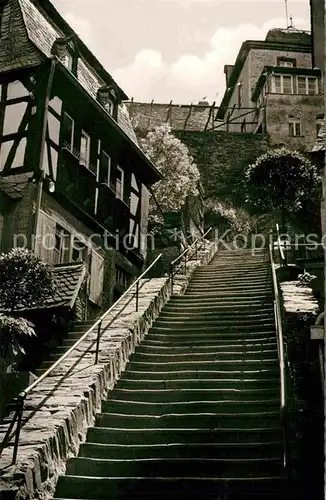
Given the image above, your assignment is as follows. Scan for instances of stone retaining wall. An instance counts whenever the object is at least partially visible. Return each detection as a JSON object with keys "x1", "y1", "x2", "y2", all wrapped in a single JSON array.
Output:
[{"x1": 0, "y1": 241, "x2": 217, "y2": 499}]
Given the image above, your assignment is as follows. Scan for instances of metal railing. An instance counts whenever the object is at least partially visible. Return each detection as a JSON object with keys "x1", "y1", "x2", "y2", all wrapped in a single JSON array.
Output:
[
  {"x1": 169, "y1": 227, "x2": 212, "y2": 293},
  {"x1": 275, "y1": 223, "x2": 286, "y2": 265},
  {"x1": 0, "y1": 253, "x2": 162, "y2": 464},
  {"x1": 269, "y1": 232, "x2": 287, "y2": 470},
  {"x1": 274, "y1": 224, "x2": 324, "y2": 266}
]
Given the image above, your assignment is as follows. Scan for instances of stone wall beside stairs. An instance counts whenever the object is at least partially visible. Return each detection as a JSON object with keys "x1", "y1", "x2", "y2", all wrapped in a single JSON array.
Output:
[{"x1": 0, "y1": 241, "x2": 217, "y2": 500}]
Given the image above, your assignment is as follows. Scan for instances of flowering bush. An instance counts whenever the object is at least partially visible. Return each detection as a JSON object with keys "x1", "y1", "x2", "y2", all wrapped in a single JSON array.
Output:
[
  {"x1": 205, "y1": 199, "x2": 253, "y2": 233},
  {"x1": 245, "y1": 148, "x2": 320, "y2": 214},
  {"x1": 140, "y1": 124, "x2": 201, "y2": 222},
  {"x1": 0, "y1": 248, "x2": 56, "y2": 311}
]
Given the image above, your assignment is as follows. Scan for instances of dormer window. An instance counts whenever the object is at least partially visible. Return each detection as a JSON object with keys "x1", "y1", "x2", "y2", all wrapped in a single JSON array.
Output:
[
  {"x1": 52, "y1": 37, "x2": 76, "y2": 73},
  {"x1": 97, "y1": 86, "x2": 117, "y2": 117},
  {"x1": 63, "y1": 52, "x2": 73, "y2": 71},
  {"x1": 105, "y1": 99, "x2": 114, "y2": 116}
]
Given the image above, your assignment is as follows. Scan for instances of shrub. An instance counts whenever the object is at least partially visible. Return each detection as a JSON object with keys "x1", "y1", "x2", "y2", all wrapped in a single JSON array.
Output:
[
  {"x1": 0, "y1": 248, "x2": 56, "y2": 312},
  {"x1": 245, "y1": 148, "x2": 320, "y2": 227}
]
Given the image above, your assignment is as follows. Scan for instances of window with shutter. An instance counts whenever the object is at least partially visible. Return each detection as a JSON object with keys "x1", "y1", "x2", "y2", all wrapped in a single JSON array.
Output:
[
  {"x1": 89, "y1": 250, "x2": 104, "y2": 306},
  {"x1": 36, "y1": 211, "x2": 56, "y2": 264}
]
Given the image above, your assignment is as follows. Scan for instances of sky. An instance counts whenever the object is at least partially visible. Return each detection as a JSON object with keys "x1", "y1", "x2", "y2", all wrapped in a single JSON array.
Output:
[{"x1": 52, "y1": 0, "x2": 311, "y2": 104}]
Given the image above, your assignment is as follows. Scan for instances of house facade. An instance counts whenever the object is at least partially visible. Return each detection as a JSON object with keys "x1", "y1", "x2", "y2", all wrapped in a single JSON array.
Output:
[
  {"x1": 309, "y1": 0, "x2": 325, "y2": 235},
  {"x1": 0, "y1": 0, "x2": 161, "y2": 314},
  {"x1": 216, "y1": 28, "x2": 324, "y2": 151}
]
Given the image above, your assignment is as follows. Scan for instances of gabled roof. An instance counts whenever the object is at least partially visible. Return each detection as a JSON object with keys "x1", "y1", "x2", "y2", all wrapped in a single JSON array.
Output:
[
  {"x1": 18, "y1": 0, "x2": 127, "y2": 100},
  {"x1": 0, "y1": 262, "x2": 86, "y2": 312},
  {"x1": 16, "y1": 0, "x2": 143, "y2": 147}
]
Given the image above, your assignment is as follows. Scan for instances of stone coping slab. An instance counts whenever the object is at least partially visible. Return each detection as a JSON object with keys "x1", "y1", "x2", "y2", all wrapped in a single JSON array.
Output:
[{"x1": 0, "y1": 241, "x2": 217, "y2": 499}]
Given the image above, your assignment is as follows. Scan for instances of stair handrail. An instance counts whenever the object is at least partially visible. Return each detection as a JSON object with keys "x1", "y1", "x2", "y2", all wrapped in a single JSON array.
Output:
[
  {"x1": 269, "y1": 235, "x2": 287, "y2": 468},
  {"x1": 0, "y1": 252, "x2": 162, "y2": 465},
  {"x1": 275, "y1": 223, "x2": 286, "y2": 265},
  {"x1": 169, "y1": 227, "x2": 212, "y2": 292}
]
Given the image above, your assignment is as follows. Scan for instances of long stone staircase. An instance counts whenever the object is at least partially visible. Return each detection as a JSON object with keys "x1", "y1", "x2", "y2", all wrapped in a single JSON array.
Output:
[{"x1": 54, "y1": 249, "x2": 296, "y2": 499}]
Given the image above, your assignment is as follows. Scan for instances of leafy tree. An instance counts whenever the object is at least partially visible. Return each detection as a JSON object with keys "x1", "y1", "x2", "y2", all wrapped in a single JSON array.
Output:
[
  {"x1": 0, "y1": 248, "x2": 56, "y2": 311},
  {"x1": 0, "y1": 249, "x2": 55, "y2": 371},
  {"x1": 244, "y1": 148, "x2": 320, "y2": 229},
  {"x1": 140, "y1": 124, "x2": 201, "y2": 224}
]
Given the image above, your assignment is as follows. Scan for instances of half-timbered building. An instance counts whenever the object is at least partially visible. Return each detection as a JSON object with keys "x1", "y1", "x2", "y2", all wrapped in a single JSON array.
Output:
[{"x1": 0, "y1": 0, "x2": 161, "y2": 313}]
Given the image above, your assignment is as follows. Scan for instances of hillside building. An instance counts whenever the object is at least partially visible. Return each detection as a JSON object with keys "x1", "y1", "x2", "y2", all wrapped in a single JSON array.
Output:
[
  {"x1": 216, "y1": 28, "x2": 324, "y2": 151},
  {"x1": 0, "y1": 0, "x2": 161, "y2": 314}
]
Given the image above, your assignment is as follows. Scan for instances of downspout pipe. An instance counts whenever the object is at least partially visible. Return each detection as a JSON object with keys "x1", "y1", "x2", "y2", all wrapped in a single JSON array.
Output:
[{"x1": 32, "y1": 58, "x2": 57, "y2": 251}]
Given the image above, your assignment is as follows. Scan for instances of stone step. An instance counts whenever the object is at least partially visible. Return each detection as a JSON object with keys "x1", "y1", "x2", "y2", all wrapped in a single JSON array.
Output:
[
  {"x1": 96, "y1": 410, "x2": 281, "y2": 429},
  {"x1": 184, "y1": 289, "x2": 272, "y2": 296},
  {"x1": 185, "y1": 287, "x2": 272, "y2": 294},
  {"x1": 54, "y1": 475, "x2": 290, "y2": 500},
  {"x1": 145, "y1": 331, "x2": 277, "y2": 341},
  {"x1": 137, "y1": 340, "x2": 277, "y2": 353},
  {"x1": 126, "y1": 359, "x2": 278, "y2": 372},
  {"x1": 142, "y1": 336, "x2": 276, "y2": 346},
  {"x1": 108, "y1": 386, "x2": 279, "y2": 403},
  {"x1": 181, "y1": 290, "x2": 273, "y2": 298},
  {"x1": 86, "y1": 426, "x2": 284, "y2": 445},
  {"x1": 162, "y1": 303, "x2": 274, "y2": 312},
  {"x1": 189, "y1": 272, "x2": 271, "y2": 280},
  {"x1": 188, "y1": 283, "x2": 271, "y2": 290},
  {"x1": 101, "y1": 399, "x2": 280, "y2": 415},
  {"x1": 78, "y1": 441, "x2": 284, "y2": 460},
  {"x1": 193, "y1": 268, "x2": 269, "y2": 275},
  {"x1": 118, "y1": 377, "x2": 280, "y2": 391},
  {"x1": 121, "y1": 367, "x2": 279, "y2": 381},
  {"x1": 197, "y1": 259, "x2": 270, "y2": 274},
  {"x1": 153, "y1": 318, "x2": 275, "y2": 328},
  {"x1": 131, "y1": 349, "x2": 278, "y2": 362},
  {"x1": 149, "y1": 323, "x2": 276, "y2": 333},
  {"x1": 188, "y1": 275, "x2": 271, "y2": 282},
  {"x1": 65, "y1": 456, "x2": 284, "y2": 479},
  {"x1": 190, "y1": 275, "x2": 271, "y2": 282},
  {"x1": 168, "y1": 295, "x2": 272, "y2": 303},
  {"x1": 158, "y1": 310, "x2": 274, "y2": 319},
  {"x1": 61, "y1": 337, "x2": 92, "y2": 347}
]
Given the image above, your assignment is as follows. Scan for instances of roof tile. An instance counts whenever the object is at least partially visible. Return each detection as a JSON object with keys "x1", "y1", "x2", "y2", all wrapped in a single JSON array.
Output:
[{"x1": 0, "y1": 262, "x2": 86, "y2": 312}]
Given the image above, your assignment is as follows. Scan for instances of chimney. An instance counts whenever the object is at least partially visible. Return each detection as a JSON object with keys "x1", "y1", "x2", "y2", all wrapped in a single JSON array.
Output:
[{"x1": 224, "y1": 65, "x2": 235, "y2": 87}]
